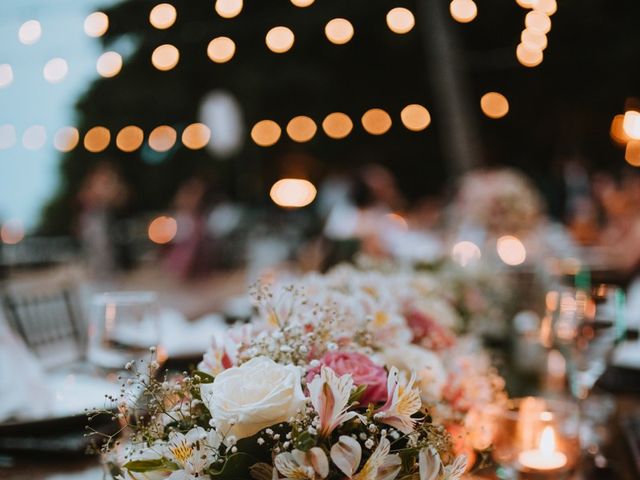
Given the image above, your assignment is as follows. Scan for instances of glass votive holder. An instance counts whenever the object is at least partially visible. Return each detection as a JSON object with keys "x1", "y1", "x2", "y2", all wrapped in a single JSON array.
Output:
[{"x1": 482, "y1": 397, "x2": 580, "y2": 479}]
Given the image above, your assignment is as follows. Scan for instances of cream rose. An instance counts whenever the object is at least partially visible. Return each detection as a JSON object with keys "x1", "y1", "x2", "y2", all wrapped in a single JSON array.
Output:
[{"x1": 200, "y1": 356, "x2": 306, "y2": 443}]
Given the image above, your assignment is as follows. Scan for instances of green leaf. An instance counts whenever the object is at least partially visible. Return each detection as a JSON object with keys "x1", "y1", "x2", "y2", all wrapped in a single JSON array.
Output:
[
  {"x1": 210, "y1": 452, "x2": 256, "y2": 479},
  {"x1": 123, "y1": 458, "x2": 178, "y2": 472},
  {"x1": 349, "y1": 384, "x2": 368, "y2": 404},
  {"x1": 294, "y1": 431, "x2": 317, "y2": 451}
]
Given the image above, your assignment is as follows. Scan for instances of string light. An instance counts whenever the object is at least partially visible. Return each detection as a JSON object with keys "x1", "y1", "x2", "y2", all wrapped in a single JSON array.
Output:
[
  {"x1": 286, "y1": 116, "x2": 317, "y2": 143},
  {"x1": 22, "y1": 125, "x2": 47, "y2": 150},
  {"x1": 116, "y1": 126, "x2": 144, "y2": 152},
  {"x1": 84, "y1": 126, "x2": 111, "y2": 152},
  {"x1": 451, "y1": 240, "x2": 481, "y2": 266},
  {"x1": 497, "y1": 235, "x2": 527, "y2": 266},
  {"x1": 43, "y1": 58, "x2": 68, "y2": 83},
  {"x1": 362, "y1": 108, "x2": 392, "y2": 135},
  {"x1": 521, "y1": 29, "x2": 547, "y2": 50},
  {"x1": 386, "y1": 8, "x2": 415, "y2": 34},
  {"x1": 1, "y1": 219, "x2": 25, "y2": 245},
  {"x1": 182, "y1": 123, "x2": 211, "y2": 150},
  {"x1": 0, "y1": 125, "x2": 16, "y2": 149},
  {"x1": 97, "y1": 51, "x2": 123, "y2": 78},
  {"x1": 515, "y1": 0, "x2": 537, "y2": 8},
  {"x1": 251, "y1": 120, "x2": 281, "y2": 146},
  {"x1": 400, "y1": 104, "x2": 431, "y2": 131},
  {"x1": 207, "y1": 37, "x2": 236, "y2": 63},
  {"x1": 18, "y1": 20, "x2": 42, "y2": 45},
  {"x1": 322, "y1": 112, "x2": 353, "y2": 139},
  {"x1": 290, "y1": 0, "x2": 314, "y2": 7},
  {"x1": 611, "y1": 114, "x2": 630, "y2": 145},
  {"x1": 152, "y1": 44, "x2": 180, "y2": 71},
  {"x1": 480, "y1": 92, "x2": 509, "y2": 119},
  {"x1": 525, "y1": 10, "x2": 551, "y2": 34},
  {"x1": 266, "y1": 27, "x2": 295, "y2": 53},
  {"x1": 623, "y1": 111, "x2": 640, "y2": 140},
  {"x1": 53, "y1": 127, "x2": 79, "y2": 152},
  {"x1": 215, "y1": 0, "x2": 243, "y2": 19},
  {"x1": 449, "y1": 0, "x2": 478, "y2": 23},
  {"x1": 325, "y1": 18, "x2": 354, "y2": 45},
  {"x1": 0, "y1": 65, "x2": 13, "y2": 88},
  {"x1": 270, "y1": 179, "x2": 317, "y2": 208},
  {"x1": 534, "y1": 0, "x2": 557, "y2": 16},
  {"x1": 516, "y1": 43, "x2": 543, "y2": 67},
  {"x1": 625, "y1": 141, "x2": 640, "y2": 167},
  {"x1": 149, "y1": 125, "x2": 177, "y2": 152},
  {"x1": 84, "y1": 12, "x2": 109, "y2": 37},
  {"x1": 150, "y1": 3, "x2": 177, "y2": 29},
  {"x1": 148, "y1": 216, "x2": 177, "y2": 244}
]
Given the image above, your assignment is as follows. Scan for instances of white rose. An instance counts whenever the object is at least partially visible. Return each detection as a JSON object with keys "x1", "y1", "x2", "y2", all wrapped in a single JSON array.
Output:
[
  {"x1": 382, "y1": 345, "x2": 446, "y2": 403},
  {"x1": 200, "y1": 356, "x2": 306, "y2": 443}
]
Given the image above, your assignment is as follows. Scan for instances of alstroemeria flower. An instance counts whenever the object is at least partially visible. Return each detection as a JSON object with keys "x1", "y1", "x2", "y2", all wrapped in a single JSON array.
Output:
[
  {"x1": 374, "y1": 367, "x2": 422, "y2": 434},
  {"x1": 330, "y1": 435, "x2": 362, "y2": 477},
  {"x1": 308, "y1": 366, "x2": 357, "y2": 437},
  {"x1": 352, "y1": 437, "x2": 401, "y2": 480},
  {"x1": 419, "y1": 448, "x2": 467, "y2": 480},
  {"x1": 162, "y1": 427, "x2": 221, "y2": 480},
  {"x1": 274, "y1": 447, "x2": 329, "y2": 479}
]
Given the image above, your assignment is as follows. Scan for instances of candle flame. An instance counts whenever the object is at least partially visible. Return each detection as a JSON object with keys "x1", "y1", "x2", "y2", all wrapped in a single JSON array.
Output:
[{"x1": 539, "y1": 425, "x2": 556, "y2": 455}]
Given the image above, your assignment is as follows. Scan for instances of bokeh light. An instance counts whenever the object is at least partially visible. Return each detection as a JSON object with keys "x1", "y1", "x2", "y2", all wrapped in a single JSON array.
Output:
[
  {"x1": 270, "y1": 179, "x2": 317, "y2": 208},
  {"x1": 266, "y1": 26, "x2": 295, "y2": 53},
  {"x1": 534, "y1": 0, "x2": 557, "y2": 16},
  {"x1": 207, "y1": 37, "x2": 236, "y2": 63},
  {"x1": 322, "y1": 112, "x2": 353, "y2": 139},
  {"x1": 451, "y1": 240, "x2": 481, "y2": 266},
  {"x1": 150, "y1": 3, "x2": 177, "y2": 29},
  {"x1": 290, "y1": 0, "x2": 314, "y2": 6},
  {"x1": 148, "y1": 216, "x2": 177, "y2": 244},
  {"x1": 18, "y1": 20, "x2": 42, "y2": 45},
  {"x1": 521, "y1": 29, "x2": 547, "y2": 51},
  {"x1": 0, "y1": 64, "x2": 13, "y2": 88},
  {"x1": 0, "y1": 125, "x2": 16, "y2": 149},
  {"x1": 325, "y1": 18, "x2": 354, "y2": 45},
  {"x1": 215, "y1": 0, "x2": 243, "y2": 19},
  {"x1": 182, "y1": 123, "x2": 211, "y2": 150},
  {"x1": 84, "y1": 12, "x2": 109, "y2": 37},
  {"x1": 516, "y1": 0, "x2": 537, "y2": 8},
  {"x1": 497, "y1": 235, "x2": 527, "y2": 266},
  {"x1": 610, "y1": 114, "x2": 631, "y2": 145},
  {"x1": 84, "y1": 126, "x2": 111, "y2": 152},
  {"x1": 361, "y1": 108, "x2": 392, "y2": 135},
  {"x1": 152, "y1": 44, "x2": 180, "y2": 71},
  {"x1": 625, "y1": 140, "x2": 640, "y2": 167},
  {"x1": 1, "y1": 219, "x2": 25, "y2": 245},
  {"x1": 449, "y1": 0, "x2": 478, "y2": 23},
  {"x1": 97, "y1": 51, "x2": 123, "y2": 78},
  {"x1": 43, "y1": 58, "x2": 69, "y2": 83},
  {"x1": 516, "y1": 43, "x2": 543, "y2": 67},
  {"x1": 53, "y1": 127, "x2": 80, "y2": 152},
  {"x1": 400, "y1": 104, "x2": 431, "y2": 131},
  {"x1": 525, "y1": 10, "x2": 551, "y2": 34},
  {"x1": 22, "y1": 125, "x2": 47, "y2": 150},
  {"x1": 386, "y1": 7, "x2": 415, "y2": 34},
  {"x1": 622, "y1": 110, "x2": 640, "y2": 140},
  {"x1": 286, "y1": 116, "x2": 317, "y2": 142},
  {"x1": 251, "y1": 120, "x2": 281, "y2": 146},
  {"x1": 148, "y1": 125, "x2": 177, "y2": 152},
  {"x1": 480, "y1": 92, "x2": 509, "y2": 119},
  {"x1": 116, "y1": 126, "x2": 144, "y2": 152}
]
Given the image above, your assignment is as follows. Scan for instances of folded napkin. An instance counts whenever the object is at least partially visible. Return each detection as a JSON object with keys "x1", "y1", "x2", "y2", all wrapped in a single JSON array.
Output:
[{"x1": 160, "y1": 310, "x2": 228, "y2": 358}]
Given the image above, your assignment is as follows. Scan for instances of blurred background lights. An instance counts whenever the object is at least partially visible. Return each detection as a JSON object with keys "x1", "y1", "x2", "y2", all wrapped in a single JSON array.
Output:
[
  {"x1": 22, "y1": 125, "x2": 46, "y2": 150},
  {"x1": 525, "y1": 10, "x2": 551, "y2": 34},
  {"x1": 0, "y1": 64, "x2": 13, "y2": 88},
  {"x1": 322, "y1": 112, "x2": 353, "y2": 139},
  {"x1": 116, "y1": 126, "x2": 144, "y2": 152},
  {"x1": 325, "y1": 18, "x2": 354, "y2": 45},
  {"x1": 386, "y1": 7, "x2": 415, "y2": 34},
  {"x1": 182, "y1": 123, "x2": 211, "y2": 150},
  {"x1": 286, "y1": 116, "x2": 317, "y2": 142},
  {"x1": 43, "y1": 58, "x2": 69, "y2": 83},
  {"x1": 266, "y1": 26, "x2": 295, "y2": 53},
  {"x1": 152, "y1": 44, "x2": 180, "y2": 71},
  {"x1": 400, "y1": 104, "x2": 431, "y2": 131},
  {"x1": 84, "y1": 126, "x2": 111, "y2": 152},
  {"x1": 516, "y1": 43, "x2": 543, "y2": 67},
  {"x1": 534, "y1": 0, "x2": 557, "y2": 16},
  {"x1": 215, "y1": 0, "x2": 243, "y2": 19},
  {"x1": 497, "y1": 235, "x2": 527, "y2": 266},
  {"x1": 611, "y1": 114, "x2": 631, "y2": 145},
  {"x1": 207, "y1": 37, "x2": 236, "y2": 63},
  {"x1": 625, "y1": 140, "x2": 640, "y2": 167},
  {"x1": 97, "y1": 51, "x2": 123, "y2": 78},
  {"x1": 622, "y1": 110, "x2": 640, "y2": 139},
  {"x1": 362, "y1": 108, "x2": 392, "y2": 135},
  {"x1": 451, "y1": 240, "x2": 481, "y2": 266},
  {"x1": 0, "y1": 125, "x2": 17, "y2": 149},
  {"x1": 148, "y1": 216, "x2": 177, "y2": 244},
  {"x1": 270, "y1": 179, "x2": 317, "y2": 208},
  {"x1": 18, "y1": 20, "x2": 42, "y2": 45},
  {"x1": 1, "y1": 219, "x2": 25, "y2": 245},
  {"x1": 449, "y1": 0, "x2": 478, "y2": 23},
  {"x1": 251, "y1": 120, "x2": 281, "y2": 146},
  {"x1": 480, "y1": 92, "x2": 509, "y2": 119},
  {"x1": 150, "y1": 3, "x2": 177, "y2": 29},
  {"x1": 290, "y1": 0, "x2": 314, "y2": 7},
  {"x1": 521, "y1": 29, "x2": 547, "y2": 50},
  {"x1": 149, "y1": 125, "x2": 177, "y2": 152},
  {"x1": 84, "y1": 12, "x2": 109, "y2": 37},
  {"x1": 516, "y1": 0, "x2": 537, "y2": 8},
  {"x1": 53, "y1": 127, "x2": 80, "y2": 152}
]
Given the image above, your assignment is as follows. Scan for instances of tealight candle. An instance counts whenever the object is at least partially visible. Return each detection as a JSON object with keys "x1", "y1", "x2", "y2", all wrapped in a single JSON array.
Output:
[{"x1": 518, "y1": 425, "x2": 568, "y2": 471}]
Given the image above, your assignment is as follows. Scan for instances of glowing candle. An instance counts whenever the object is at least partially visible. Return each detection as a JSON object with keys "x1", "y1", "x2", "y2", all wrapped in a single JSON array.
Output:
[{"x1": 518, "y1": 425, "x2": 567, "y2": 470}]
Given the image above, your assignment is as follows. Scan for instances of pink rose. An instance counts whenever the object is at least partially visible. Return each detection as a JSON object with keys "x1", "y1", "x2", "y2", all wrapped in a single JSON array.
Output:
[
  {"x1": 307, "y1": 352, "x2": 388, "y2": 405},
  {"x1": 405, "y1": 309, "x2": 456, "y2": 351}
]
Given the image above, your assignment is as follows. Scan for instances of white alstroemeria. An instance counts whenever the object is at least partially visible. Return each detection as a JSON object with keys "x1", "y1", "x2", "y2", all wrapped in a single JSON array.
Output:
[
  {"x1": 419, "y1": 448, "x2": 467, "y2": 480},
  {"x1": 308, "y1": 366, "x2": 357, "y2": 437},
  {"x1": 162, "y1": 427, "x2": 221, "y2": 479},
  {"x1": 274, "y1": 447, "x2": 329, "y2": 479},
  {"x1": 352, "y1": 437, "x2": 401, "y2": 480},
  {"x1": 441, "y1": 455, "x2": 467, "y2": 480},
  {"x1": 330, "y1": 435, "x2": 362, "y2": 477},
  {"x1": 374, "y1": 367, "x2": 422, "y2": 434}
]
